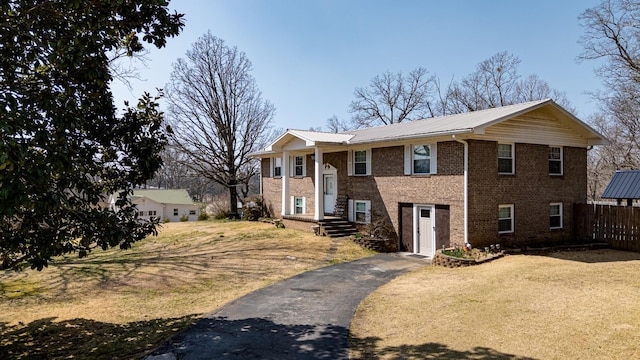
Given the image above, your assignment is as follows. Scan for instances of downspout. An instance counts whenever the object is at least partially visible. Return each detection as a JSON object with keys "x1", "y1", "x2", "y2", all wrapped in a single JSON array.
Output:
[{"x1": 453, "y1": 135, "x2": 469, "y2": 246}]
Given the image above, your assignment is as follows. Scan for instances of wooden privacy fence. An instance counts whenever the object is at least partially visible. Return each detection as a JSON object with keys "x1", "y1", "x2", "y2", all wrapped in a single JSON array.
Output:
[{"x1": 574, "y1": 203, "x2": 640, "y2": 252}]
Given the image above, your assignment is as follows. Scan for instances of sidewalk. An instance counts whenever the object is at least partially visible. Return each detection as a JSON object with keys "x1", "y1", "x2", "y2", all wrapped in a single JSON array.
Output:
[{"x1": 145, "y1": 253, "x2": 428, "y2": 359}]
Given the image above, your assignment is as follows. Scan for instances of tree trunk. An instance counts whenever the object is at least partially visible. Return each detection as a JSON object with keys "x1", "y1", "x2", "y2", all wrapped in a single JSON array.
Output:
[{"x1": 229, "y1": 181, "x2": 238, "y2": 217}]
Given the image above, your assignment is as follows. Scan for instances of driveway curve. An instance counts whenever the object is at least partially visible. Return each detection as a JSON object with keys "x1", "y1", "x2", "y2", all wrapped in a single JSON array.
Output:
[{"x1": 146, "y1": 253, "x2": 428, "y2": 360}]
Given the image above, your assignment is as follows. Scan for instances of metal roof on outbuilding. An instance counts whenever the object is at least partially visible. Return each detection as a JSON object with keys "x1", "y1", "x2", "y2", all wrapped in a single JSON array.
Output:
[
  {"x1": 601, "y1": 170, "x2": 640, "y2": 199},
  {"x1": 131, "y1": 189, "x2": 195, "y2": 205}
]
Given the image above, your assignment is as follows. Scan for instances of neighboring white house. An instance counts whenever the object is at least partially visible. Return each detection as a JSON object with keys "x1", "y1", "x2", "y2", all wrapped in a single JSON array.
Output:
[{"x1": 109, "y1": 189, "x2": 200, "y2": 222}]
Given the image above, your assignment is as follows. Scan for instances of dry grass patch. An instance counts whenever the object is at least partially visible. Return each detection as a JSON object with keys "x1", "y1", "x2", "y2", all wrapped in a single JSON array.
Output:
[
  {"x1": 350, "y1": 249, "x2": 640, "y2": 360},
  {"x1": 0, "y1": 220, "x2": 372, "y2": 359}
]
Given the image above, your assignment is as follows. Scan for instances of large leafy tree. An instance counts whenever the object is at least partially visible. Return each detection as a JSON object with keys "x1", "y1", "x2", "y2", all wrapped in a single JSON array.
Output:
[
  {"x1": 0, "y1": 0, "x2": 184, "y2": 270},
  {"x1": 166, "y1": 32, "x2": 275, "y2": 216}
]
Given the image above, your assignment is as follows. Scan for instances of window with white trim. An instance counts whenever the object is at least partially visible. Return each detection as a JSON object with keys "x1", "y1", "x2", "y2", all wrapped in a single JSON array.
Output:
[
  {"x1": 149, "y1": 210, "x2": 157, "y2": 216},
  {"x1": 550, "y1": 203, "x2": 563, "y2": 229},
  {"x1": 273, "y1": 157, "x2": 282, "y2": 177},
  {"x1": 354, "y1": 200, "x2": 371, "y2": 224},
  {"x1": 549, "y1": 146, "x2": 562, "y2": 175},
  {"x1": 294, "y1": 197, "x2": 305, "y2": 214},
  {"x1": 498, "y1": 143, "x2": 514, "y2": 174},
  {"x1": 354, "y1": 150, "x2": 367, "y2": 175},
  {"x1": 413, "y1": 144, "x2": 432, "y2": 174},
  {"x1": 173, "y1": 208, "x2": 179, "y2": 216},
  {"x1": 498, "y1": 204, "x2": 514, "y2": 233},
  {"x1": 294, "y1": 156, "x2": 304, "y2": 177},
  {"x1": 189, "y1": 210, "x2": 196, "y2": 215}
]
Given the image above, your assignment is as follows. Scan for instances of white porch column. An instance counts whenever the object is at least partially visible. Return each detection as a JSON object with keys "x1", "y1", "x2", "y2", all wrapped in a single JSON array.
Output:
[
  {"x1": 314, "y1": 147, "x2": 324, "y2": 221},
  {"x1": 281, "y1": 150, "x2": 289, "y2": 216}
]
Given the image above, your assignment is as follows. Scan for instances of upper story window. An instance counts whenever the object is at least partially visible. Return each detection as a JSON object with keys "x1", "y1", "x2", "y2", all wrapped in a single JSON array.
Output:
[
  {"x1": 354, "y1": 150, "x2": 367, "y2": 175},
  {"x1": 273, "y1": 157, "x2": 282, "y2": 177},
  {"x1": 289, "y1": 155, "x2": 307, "y2": 177},
  {"x1": 549, "y1": 146, "x2": 563, "y2": 175},
  {"x1": 498, "y1": 204, "x2": 514, "y2": 233},
  {"x1": 349, "y1": 149, "x2": 370, "y2": 176},
  {"x1": 294, "y1": 156, "x2": 304, "y2": 176},
  {"x1": 404, "y1": 144, "x2": 437, "y2": 175},
  {"x1": 413, "y1": 144, "x2": 435, "y2": 174},
  {"x1": 498, "y1": 143, "x2": 514, "y2": 174}
]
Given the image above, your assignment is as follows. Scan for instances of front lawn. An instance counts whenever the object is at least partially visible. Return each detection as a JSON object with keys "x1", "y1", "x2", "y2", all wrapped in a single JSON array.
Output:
[
  {"x1": 350, "y1": 249, "x2": 640, "y2": 359},
  {"x1": 0, "y1": 220, "x2": 373, "y2": 359}
]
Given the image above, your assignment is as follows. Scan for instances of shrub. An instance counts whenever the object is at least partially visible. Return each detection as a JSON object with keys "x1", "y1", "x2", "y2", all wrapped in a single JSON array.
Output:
[
  {"x1": 207, "y1": 194, "x2": 231, "y2": 220},
  {"x1": 180, "y1": 214, "x2": 188, "y2": 222},
  {"x1": 198, "y1": 212, "x2": 210, "y2": 221},
  {"x1": 242, "y1": 195, "x2": 265, "y2": 221}
]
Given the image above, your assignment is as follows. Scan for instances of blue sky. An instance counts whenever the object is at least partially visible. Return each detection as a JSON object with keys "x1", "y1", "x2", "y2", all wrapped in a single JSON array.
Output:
[{"x1": 111, "y1": 0, "x2": 605, "y2": 131}]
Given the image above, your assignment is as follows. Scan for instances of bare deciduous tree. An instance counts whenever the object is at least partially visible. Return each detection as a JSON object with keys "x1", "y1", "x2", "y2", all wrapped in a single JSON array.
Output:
[
  {"x1": 166, "y1": 32, "x2": 275, "y2": 216},
  {"x1": 579, "y1": 0, "x2": 640, "y2": 197},
  {"x1": 445, "y1": 51, "x2": 573, "y2": 114},
  {"x1": 349, "y1": 67, "x2": 437, "y2": 128},
  {"x1": 325, "y1": 115, "x2": 350, "y2": 133}
]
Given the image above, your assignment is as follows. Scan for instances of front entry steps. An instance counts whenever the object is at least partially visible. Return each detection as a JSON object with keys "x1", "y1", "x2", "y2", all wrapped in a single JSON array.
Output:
[{"x1": 318, "y1": 218, "x2": 358, "y2": 238}]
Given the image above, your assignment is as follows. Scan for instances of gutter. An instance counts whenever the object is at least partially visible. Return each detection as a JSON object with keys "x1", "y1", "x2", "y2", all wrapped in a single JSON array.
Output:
[{"x1": 452, "y1": 135, "x2": 469, "y2": 246}]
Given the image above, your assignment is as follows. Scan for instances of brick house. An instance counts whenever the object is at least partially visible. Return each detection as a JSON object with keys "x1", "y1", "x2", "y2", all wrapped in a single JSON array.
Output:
[{"x1": 252, "y1": 99, "x2": 608, "y2": 256}]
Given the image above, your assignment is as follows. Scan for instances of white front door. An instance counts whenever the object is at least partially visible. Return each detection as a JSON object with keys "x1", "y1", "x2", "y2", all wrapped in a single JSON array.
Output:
[
  {"x1": 417, "y1": 206, "x2": 434, "y2": 256},
  {"x1": 324, "y1": 174, "x2": 336, "y2": 214}
]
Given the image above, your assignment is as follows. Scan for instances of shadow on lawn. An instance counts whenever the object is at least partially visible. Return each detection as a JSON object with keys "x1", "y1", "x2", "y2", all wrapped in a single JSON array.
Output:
[
  {"x1": 147, "y1": 316, "x2": 536, "y2": 360},
  {"x1": 0, "y1": 314, "x2": 201, "y2": 360},
  {"x1": 1, "y1": 315, "x2": 537, "y2": 360}
]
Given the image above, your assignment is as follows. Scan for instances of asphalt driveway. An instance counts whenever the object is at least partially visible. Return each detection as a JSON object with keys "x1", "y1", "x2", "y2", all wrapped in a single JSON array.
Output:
[{"x1": 145, "y1": 253, "x2": 428, "y2": 360}]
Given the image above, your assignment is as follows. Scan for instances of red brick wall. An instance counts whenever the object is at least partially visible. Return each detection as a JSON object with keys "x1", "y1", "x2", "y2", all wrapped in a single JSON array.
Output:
[
  {"x1": 260, "y1": 140, "x2": 587, "y2": 249},
  {"x1": 347, "y1": 142, "x2": 465, "y2": 245},
  {"x1": 467, "y1": 140, "x2": 587, "y2": 247}
]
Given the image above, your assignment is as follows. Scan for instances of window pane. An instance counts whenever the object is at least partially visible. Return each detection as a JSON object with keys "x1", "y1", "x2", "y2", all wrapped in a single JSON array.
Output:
[
  {"x1": 499, "y1": 219, "x2": 512, "y2": 232},
  {"x1": 498, "y1": 144, "x2": 512, "y2": 158},
  {"x1": 274, "y1": 167, "x2": 282, "y2": 177},
  {"x1": 498, "y1": 158, "x2": 513, "y2": 173},
  {"x1": 414, "y1": 145, "x2": 430, "y2": 158},
  {"x1": 354, "y1": 162, "x2": 367, "y2": 175},
  {"x1": 550, "y1": 216, "x2": 561, "y2": 228},
  {"x1": 356, "y1": 211, "x2": 366, "y2": 222},
  {"x1": 549, "y1": 160, "x2": 561, "y2": 174},
  {"x1": 550, "y1": 204, "x2": 560, "y2": 216},
  {"x1": 499, "y1": 207, "x2": 511, "y2": 219},
  {"x1": 295, "y1": 156, "x2": 303, "y2": 166},
  {"x1": 356, "y1": 202, "x2": 366, "y2": 212},
  {"x1": 549, "y1": 147, "x2": 561, "y2": 160},
  {"x1": 414, "y1": 159, "x2": 430, "y2": 174},
  {"x1": 295, "y1": 166, "x2": 303, "y2": 176},
  {"x1": 354, "y1": 151, "x2": 367, "y2": 162}
]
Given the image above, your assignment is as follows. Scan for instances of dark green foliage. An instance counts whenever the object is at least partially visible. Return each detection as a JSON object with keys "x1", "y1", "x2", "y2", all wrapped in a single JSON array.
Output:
[{"x1": 0, "y1": 0, "x2": 184, "y2": 270}]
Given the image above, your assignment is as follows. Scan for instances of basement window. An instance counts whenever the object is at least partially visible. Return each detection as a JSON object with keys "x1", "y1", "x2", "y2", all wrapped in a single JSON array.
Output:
[
  {"x1": 550, "y1": 203, "x2": 563, "y2": 229},
  {"x1": 498, "y1": 204, "x2": 514, "y2": 233}
]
